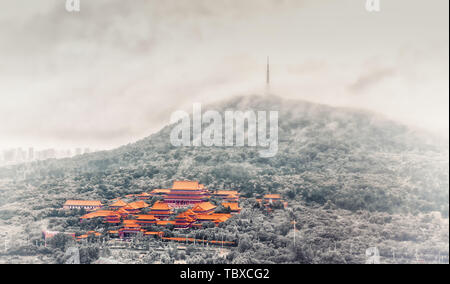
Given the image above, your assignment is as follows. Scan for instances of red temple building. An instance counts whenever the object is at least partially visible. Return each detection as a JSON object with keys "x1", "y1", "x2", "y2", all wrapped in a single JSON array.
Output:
[
  {"x1": 164, "y1": 181, "x2": 210, "y2": 207},
  {"x1": 80, "y1": 210, "x2": 121, "y2": 224},
  {"x1": 192, "y1": 202, "x2": 217, "y2": 214},
  {"x1": 123, "y1": 201, "x2": 149, "y2": 214},
  {"x1": 135, "y1": 215, "x2": 157, "y2": 227},
  {"x1": 119, "y1": 220, "x2": 144, "y2": 238},
  {"x1": 263, "y1": 194, "x2": 282, "y2": 204},
  {"x1": 195, "y1": 213, "x2": 232, "y2": 226},
  {"x1": 136, "y1": 192, "x2": 151, "y2": 200},
  {"x1": 148, "y1": 201, "x2": 173, "y2": 219},
  {"x1": 156, "y1": 220, "x2": 176, "y2": 226},
  {"x1": 221, "y1": 202, "x2": 241, "y2": 214},
  {"x1": 174, "y1": 210, "x2": 197, "y2": 229},
  {"x1": 108, "y1": 230, "x2": 120, "y2": 238},
  {"x1": 116, "y1": 207, "x2": 130, "y2": 218},
  {"x1": 109, "y1": 199, "x2": 127, "y2": 210},
  {"x1": 212, "y1": 190, "x2": 239, "y2": 202},
  {"x1": 63, "y1": 200, "x2": 103, "y2": 211}
]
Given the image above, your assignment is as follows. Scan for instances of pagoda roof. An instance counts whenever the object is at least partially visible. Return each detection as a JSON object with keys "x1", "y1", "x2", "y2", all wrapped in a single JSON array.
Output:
[
  {"x1": 123, "y1": 219, "x2": 141, "y2": 228},
  {"x1": 64, "y1": 200, "x2": 102, "y2": 207},
  {"x1": 196, "y1": 213, "x2": 231, "y2": 222},
  {"x1": 136, "y1": 215, "x2": 157, "y2": 221},
  {"x1": 172, "y1": 181, "x2": 203, "y2": 190},
  {"x1": 192, "y1": 202, "x2": 217, "y2": 212},
  {"x1": 110, "y1": 199, "x2": 127, "y2": 207},
  {"x1": 80, "y1": 210, "x2": 119, "y2": 219},
  {"x1": 222, "y1": 202, "x2": 241, "y2": 211},
  {"x1": 127, "y1": 201, "x2": 149, "y2": 209},
  {"x1": 151, "y1": 201, "x2": 171, "y2": 210}
]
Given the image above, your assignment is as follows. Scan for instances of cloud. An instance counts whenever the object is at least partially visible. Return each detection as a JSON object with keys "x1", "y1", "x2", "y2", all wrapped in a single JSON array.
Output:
[
  {"x1": 349, "y1": 67, "x2": 396, "y2": 93},
  {"x1": 0, "y1": 0, "x2": 448, "y2": 149}
]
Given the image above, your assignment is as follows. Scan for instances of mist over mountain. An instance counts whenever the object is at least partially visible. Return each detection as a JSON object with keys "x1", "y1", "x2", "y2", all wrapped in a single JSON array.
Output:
[{"x1": 2, "y1": 95, "x2": 448, "y2": 216}]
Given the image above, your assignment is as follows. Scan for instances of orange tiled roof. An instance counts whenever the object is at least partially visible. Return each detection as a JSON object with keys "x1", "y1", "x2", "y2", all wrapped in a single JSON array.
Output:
[
  {"x1": 196, "y1": 213, "x2": 231, "y2": 222},
  {"x1": 183, "y1": 209, "x2": 196, "y2": 216},
  {"x1": 144, "y1": 231, "x2": 164, "y2": 236},
  {"x1": 136, "y1": 215, "x2": 157, "y2": 221},
  {"x1": 209, "y1": 240, "x2": 235, "y2": 245},
  {"x1": 176, "y1": 210, "x2": 197, "y2": 220},
  {"x1": 110, "y1": 200, "x2": 127, "y2": 207},
  {"x1": 150, "y1": 189, "x2": 171, "y2": 194},
  {"x1": 117, "y1": 208, "x2": 129, "y2": 214},
  {"x1": 156, "y1": 220, "x2": 176, "y2": 226},
  {"x1": 172, "y1": 181, "x2": 201, "y2": 190},
  {"x1": 215, "y1": 190, "x2": 239, "y2": 196},
  {"x1": 64, "y1": 200, "x2": 102, "y2": 206},
  {"x1": 122, "y1": 205, "x2": 135, "y2": 211},
  {"x1": 127, "y1": 201, "x2": 149, "y2": 209},
  {"x1": 151, "y1": 201, "x2": 171, "y2": 210},
  {"x1": 215, "y1": 215, "x2": 231, "y2": 222},
  {"x1": 162, "y1": 237, "x2": 192, "y2": 242},
  {"x1": 264, "y1": 194, "x2": 281, "y2": 199},
  {"x1": 123, "y1": 219, "x2": 141, "y2": 228},
  {"x1": 222, "y1": 202, "x2": 241, "y2": 211},
  {"x1": 80, "y1": 210, "x2": 119, "y2": 219},
  {"x1": 192, "y1": 202, "x2": 216, "y2": 212}
]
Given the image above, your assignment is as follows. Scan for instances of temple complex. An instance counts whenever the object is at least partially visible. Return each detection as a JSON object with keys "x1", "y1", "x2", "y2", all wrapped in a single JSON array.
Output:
[{"x1": 67, "y1": 180, "x2": 271, "y2": 245}]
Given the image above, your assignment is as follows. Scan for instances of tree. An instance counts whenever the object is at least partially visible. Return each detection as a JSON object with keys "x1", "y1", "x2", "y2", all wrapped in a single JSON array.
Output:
[
  {"x1": 238, "y1": 236, "x2": 252, "y2": 253},
  {"x1": 79, "y1": 245, "x2": 100, "y2": 264},
  {"x1": 48, "y1": 233, "x2": 73, "y2": 251}
]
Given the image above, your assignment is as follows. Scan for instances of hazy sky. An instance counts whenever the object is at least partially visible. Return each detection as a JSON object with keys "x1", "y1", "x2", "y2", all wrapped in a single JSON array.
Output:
[{"x1": 0, "y1": 0, "x2": 448, "y2": 150}]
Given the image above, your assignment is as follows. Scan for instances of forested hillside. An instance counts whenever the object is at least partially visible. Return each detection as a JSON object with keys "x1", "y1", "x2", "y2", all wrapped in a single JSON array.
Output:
[{"x1": 2, "y1": 95, "x2": 447, "y2": 216}]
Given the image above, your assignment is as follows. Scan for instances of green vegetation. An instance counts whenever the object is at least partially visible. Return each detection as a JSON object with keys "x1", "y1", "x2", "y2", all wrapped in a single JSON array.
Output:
[{"x1": 0, "y1": 95, "x2": 448, "y2": 264}]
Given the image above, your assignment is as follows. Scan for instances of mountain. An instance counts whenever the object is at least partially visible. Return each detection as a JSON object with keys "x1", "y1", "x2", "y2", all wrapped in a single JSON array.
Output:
[{"x1": 1, "y1": 95, "x2": 448, "y2": 216}]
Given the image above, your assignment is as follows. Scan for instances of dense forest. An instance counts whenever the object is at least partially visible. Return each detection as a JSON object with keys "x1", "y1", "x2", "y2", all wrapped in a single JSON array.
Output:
[{"x1": 0, "y1": 95, "x2": 448, "y2": 263}]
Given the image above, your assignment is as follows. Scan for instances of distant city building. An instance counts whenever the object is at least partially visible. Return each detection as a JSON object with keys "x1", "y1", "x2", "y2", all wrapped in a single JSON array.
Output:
[
  {"x1": 3, "y1": 149, "x2": 16, "y2": 162},
  {"x1": 0, "y1": 146, "x2": 98, "y2": 166},
  {"x1": 28, "y1": 147, "x2": 34, "y2": 161}
]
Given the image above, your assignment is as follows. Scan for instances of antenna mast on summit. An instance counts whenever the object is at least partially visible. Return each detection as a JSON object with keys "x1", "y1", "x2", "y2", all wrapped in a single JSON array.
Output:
[{"x1": 266, "y1": 56, "x2": 270, "y2": 94}]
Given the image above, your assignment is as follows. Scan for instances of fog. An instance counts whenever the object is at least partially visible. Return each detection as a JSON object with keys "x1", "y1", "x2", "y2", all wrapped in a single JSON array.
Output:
[{"x1": 0, "y1": 0, "x2": 448, "y2": 150}]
